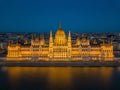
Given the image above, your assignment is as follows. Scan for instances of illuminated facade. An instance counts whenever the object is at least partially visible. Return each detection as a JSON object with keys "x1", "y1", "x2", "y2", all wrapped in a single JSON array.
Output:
[{"x1": 7, "y1": 25, "x2": 114, "y2": 61}]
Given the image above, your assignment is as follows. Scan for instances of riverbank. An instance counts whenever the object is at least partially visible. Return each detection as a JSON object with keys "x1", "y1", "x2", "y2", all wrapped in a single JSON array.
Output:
[{"x1": 0, "y1": 61, "x2": 120, "y2": 67}]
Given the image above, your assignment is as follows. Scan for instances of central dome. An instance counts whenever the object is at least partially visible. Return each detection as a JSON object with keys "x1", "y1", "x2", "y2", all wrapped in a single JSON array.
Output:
[
  {"x1": 54, "y1": 24, "x2": 67, "y2": 45},
  {"x1": 56, "y1": 29, "x2": 65, "y2": 36}
]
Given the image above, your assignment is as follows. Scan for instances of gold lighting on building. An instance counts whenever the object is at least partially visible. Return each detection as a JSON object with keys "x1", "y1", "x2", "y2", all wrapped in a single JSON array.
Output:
[{"x1": 7, "y1": 24, "x2": 114, "y2": 61}]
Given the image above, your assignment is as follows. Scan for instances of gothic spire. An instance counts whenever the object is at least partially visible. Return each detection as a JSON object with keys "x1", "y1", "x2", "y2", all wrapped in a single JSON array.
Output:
[
  {"x1": 50, "y1": 30, "x2": 53, "y2": 43},
  {"x1": 68, "y1": 31, "x2": 71, "y2": 41},
  {"x1": 68, "y1": 31, "x2": 71, "y2": 47}
]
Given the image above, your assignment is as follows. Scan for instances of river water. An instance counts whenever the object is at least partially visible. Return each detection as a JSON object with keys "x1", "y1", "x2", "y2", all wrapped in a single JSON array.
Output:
[{"x1": 0, "y1": 67, "x2": 120, "y2": 90}]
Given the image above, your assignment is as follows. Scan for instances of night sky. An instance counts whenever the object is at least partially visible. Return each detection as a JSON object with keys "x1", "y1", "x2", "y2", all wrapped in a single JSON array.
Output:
[{"x1": 0, "y1": 0, "x2": 120, "y2": 32}]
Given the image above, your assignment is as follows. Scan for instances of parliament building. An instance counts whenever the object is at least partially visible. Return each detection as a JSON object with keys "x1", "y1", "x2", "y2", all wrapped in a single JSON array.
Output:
[{"x1": 7, "y1": 25, "x2": 114, "y2": 61}]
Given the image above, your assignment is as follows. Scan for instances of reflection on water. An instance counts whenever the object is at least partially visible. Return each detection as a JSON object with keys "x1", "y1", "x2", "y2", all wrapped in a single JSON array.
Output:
[
  {"x1": 47, "y1": 67, "x2": 73, "y2": 89},
  {"x1": 1, "y1": 67, "x2": 120, "y2": 90}
]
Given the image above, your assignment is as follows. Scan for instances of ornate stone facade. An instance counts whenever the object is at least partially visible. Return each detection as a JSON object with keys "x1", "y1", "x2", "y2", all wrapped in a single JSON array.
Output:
[{"x1": 7, "y1": 25, "x2": 114, "y2": 61}]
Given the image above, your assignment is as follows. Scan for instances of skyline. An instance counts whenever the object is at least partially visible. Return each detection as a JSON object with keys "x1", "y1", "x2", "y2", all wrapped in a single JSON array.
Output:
[{"x1": 0, "y1": 0, "x2": 120, "y2": 32}]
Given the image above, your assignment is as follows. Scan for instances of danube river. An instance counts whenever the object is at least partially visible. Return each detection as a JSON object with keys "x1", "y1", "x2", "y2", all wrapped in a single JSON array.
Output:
[{"x1": 0, "y1": 67, "x2": 120, "y2": 90}]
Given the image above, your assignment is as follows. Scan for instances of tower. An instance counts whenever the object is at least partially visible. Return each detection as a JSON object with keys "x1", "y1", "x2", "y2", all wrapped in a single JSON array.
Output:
[
  {"x1": 49, "y1": 31, "x2": 53, "y2": 59},
  {"x1": 40, "y1": 33, "x2": 45, "y2": 45},
  {"x1": 31, "y1": 34, "x2": 34, "y2": 46},
  {"x1": 68, "y1": 31, "x2": 71, "y2": 58}
]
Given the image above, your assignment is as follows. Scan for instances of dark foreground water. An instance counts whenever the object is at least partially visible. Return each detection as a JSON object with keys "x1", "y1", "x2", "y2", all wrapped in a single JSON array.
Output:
[{"x1": 0, "y1": 67, "x2": 120, "y2": 90}]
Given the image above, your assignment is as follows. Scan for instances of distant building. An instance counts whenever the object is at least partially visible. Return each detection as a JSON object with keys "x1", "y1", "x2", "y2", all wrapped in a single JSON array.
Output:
[
  {"x1": 0, "y1": 42, "x2": 7, "y2": 49},
  {"x1": 112, "y1": 41, "x2": 120, "y2": 50},
  {"x1": 7, "y1": 25, "x2": 114, "y2": 61}
]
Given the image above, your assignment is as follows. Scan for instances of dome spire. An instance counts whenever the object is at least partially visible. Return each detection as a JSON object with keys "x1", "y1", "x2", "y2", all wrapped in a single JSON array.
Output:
[{"x1": 59, "y1": 23, "x2": 62, "y2": 29}]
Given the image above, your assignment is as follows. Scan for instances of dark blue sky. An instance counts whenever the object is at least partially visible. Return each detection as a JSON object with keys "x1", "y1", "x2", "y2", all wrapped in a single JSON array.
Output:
[{"x1": 0, "y1": 0, "x2": 120, "y2": 32}]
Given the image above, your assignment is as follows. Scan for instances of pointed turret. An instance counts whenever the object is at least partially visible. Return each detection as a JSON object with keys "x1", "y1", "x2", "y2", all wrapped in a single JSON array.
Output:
[
  {"x1": 68, "y1": 31, "x2": 71, "y2": 58},
  {"x1": 49, "y1": 31, "x2": 53, "y2": 59},
  {"x1": 68, "y1": 31, "x2": 71, "y2": 47},
  {"x1": 68, "y1": 31, "x2": 71, "y2": 42},
  {"x1": 49, "y1": 31, "x2": 53, "y2": 45},
  {"x1": 40, "y1": 33, "x2": 45, "y2": 45},
  {"x1": 35, "y1": 33, "x2": 39, "y2": 42}
]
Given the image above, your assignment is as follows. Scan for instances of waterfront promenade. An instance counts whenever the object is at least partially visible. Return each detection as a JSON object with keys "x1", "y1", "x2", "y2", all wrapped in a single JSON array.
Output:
[
  {"x1": 0, "y1": 60, "x2": 120, "y2": 67},
  {"x1": 0, "y1": 57, "x2": 120, "y2": 67}
]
